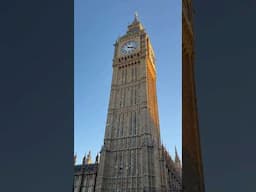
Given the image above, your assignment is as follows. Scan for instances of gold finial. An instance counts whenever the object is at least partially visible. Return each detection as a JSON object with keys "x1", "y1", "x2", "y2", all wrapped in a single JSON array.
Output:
[
  {"x1": 86, "y1": 150, "x2": 93, "y2": 164},
  {"x1": 134, "y1": 11, "x2": 139, "y2": 22}
]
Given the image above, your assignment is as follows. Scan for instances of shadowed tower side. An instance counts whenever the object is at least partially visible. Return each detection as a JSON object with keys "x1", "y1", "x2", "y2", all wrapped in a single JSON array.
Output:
[{"x1": 182, "y1": 0, "x2": 205, "y2": 192}]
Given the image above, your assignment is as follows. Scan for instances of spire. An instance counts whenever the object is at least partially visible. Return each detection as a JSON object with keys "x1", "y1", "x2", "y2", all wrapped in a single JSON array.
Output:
[
  {"x1": 86, "y1": 150, "x2": 93, "y2": 164},
  {"x1": 97, "y1": 152, "x2": 100, "y2": 163},
  {"x1": 175, "y1": 146, "x2": 181, "y2": 163},
  {"x1": 74, "y1": 153, "x2": 77, "y2": 165},
  {"x1": 133, "y1": 11, "x2": 139, "y2": 23},
  {"x1": 127, "y1": 11, "x2": 144, "y2": 32},
  {"x1": 82, "y1": 153, "x2": 86, "y2": 165},
  {"x1": 174, "y1": 146, "x2": 182, "y2": 177},
  {"x1": 95, "y1": 152, "x2": 101, "y2": 163},
  {"x1": 95, "y1": 153, "x2": 99, "y2": 163}
]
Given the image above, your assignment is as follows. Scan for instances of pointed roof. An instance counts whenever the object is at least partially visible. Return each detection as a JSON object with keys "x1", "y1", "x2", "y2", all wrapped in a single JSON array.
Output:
[
  {"x1": 86, "y1": 150, "x2": 93, "y2": 164},
  {"x1": 95, "y1": 153, "x2": 99, "y2": 163},
  {"x1": 74, "y1": 153, "x2": 77, "y2": 165},
  {"x1": 175, "y1": 146, "x2": 181, "y2": 163},
  {"x1": 127, "y1": 12, "x2": 144, "y2": 32},
  {"x1": 82, "y1": 153, "x2": 86, "y2": 165},
  {"x1": 87, "y1": 150, "x2": 91, "y2": 158},
  {"x1": 133, "y1": 11, "x2": 139, "y2": 23},
  {"x1": 175, "y1": 146, "x2": 178, "y2": 155}
]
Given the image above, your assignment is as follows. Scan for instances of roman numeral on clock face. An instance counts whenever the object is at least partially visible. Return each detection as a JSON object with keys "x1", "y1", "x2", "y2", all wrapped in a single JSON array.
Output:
[{"x1": 120, "y1": 40, "x2": 138, "y2": 55}]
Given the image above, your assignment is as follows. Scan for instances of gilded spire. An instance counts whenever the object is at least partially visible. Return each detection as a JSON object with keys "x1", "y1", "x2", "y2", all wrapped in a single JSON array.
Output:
[
  {"x1": 134, "y1": 11, "x2": 139, "y2": 23},
  {"x1": 86, "y1": 150, "x2": 93, "y2": 164},
  {"x1": 127, "y1": 11, "x2": 144, "y2": 32}
]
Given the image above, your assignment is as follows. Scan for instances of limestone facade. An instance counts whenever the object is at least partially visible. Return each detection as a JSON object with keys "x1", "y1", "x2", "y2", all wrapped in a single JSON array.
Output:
[
  {"x1": 74, "y1": 14, "x2": 182, "y2": 192},
  {"x1": 182, "y1": 0, "x2": 205, "y2": 191}
]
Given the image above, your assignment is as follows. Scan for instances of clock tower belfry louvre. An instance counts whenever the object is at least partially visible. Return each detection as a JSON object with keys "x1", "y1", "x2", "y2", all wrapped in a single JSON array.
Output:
[{"x1": 74, "y1": 14, "x2": 182, "y2": 192}]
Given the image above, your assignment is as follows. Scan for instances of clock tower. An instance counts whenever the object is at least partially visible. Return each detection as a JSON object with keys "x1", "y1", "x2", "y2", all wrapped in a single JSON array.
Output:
[
  {"x1": 95, "y1": 13, "x2": 170, "y2": 192},
  {"x1": 182, "y1": 0, "x2": 205, "y2": 191}
]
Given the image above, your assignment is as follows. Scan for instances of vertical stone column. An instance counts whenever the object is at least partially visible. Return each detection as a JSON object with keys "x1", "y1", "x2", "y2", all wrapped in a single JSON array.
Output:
[{"x1": 182, "y1": 1, "x2": 205, "y2": 191}]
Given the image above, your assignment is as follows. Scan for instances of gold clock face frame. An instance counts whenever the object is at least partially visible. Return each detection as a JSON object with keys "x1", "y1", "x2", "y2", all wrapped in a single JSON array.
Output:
[{"x1": 120, "y1": 40, "x2": 139, "y2": 55}]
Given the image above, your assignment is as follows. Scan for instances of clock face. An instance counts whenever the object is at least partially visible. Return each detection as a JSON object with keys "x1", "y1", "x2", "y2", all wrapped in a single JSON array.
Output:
[{"x1": 120, "y1": 41, "x2": 138, "y2": 55}]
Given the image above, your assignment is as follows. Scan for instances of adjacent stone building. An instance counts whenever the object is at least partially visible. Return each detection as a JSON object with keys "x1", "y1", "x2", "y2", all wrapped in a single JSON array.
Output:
[
  {"x1": 74, "y1": 152, "x2": 99, "y2": 192},
  {"x1": 74, "y1": 13, "x2": 182, "y2": 192},
  {"x1": 182, "y1": 0, "x2": 205, "y2": 191}
]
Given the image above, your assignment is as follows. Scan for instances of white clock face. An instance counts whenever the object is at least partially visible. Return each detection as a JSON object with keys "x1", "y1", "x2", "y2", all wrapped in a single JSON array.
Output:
[{"x1": 120, "y1": 41, "x2": 138, "y2": 55}]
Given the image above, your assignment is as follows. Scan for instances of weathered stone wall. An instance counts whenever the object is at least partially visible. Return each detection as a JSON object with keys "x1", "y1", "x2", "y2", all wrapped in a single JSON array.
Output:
[
  {"x1": 74, "y1": 164, "x2": 98, "y2": 192},
  {"x1": 182, "y1": 0, "x2": 205, "y2": 191}
]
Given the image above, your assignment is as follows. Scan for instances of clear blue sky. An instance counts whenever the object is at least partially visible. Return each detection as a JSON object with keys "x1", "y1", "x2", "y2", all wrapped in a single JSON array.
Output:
[{"x1": 75, "y1": 0, "x2": 181, "y2": 164}]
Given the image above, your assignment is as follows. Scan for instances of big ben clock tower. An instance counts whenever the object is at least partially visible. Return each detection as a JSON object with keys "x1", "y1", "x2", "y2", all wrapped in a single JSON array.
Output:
[
  {"x1": 182, "y1": 0, "x2": 205, "y2": 191},
  {"x1": 73, "y1": 13, "x2": 182, "y2": 192},
  {"x1": 95, "y1": 13, "x2": 170, "y2": 192}
]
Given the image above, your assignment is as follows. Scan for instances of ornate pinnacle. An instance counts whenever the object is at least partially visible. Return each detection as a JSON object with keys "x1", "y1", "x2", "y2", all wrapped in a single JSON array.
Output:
[
  {"x1": 134, "y1": 11, "x2": 139, "y2": 22},
  {"x1": 82, "y1": 153, "x2": 86, "y2": 165},
  {"x1": 74, "y1": 153, "x2": 77, "y2": 165},
  {"x1": 175, "y1": 146, "x2": 180, "y2": 162}
]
